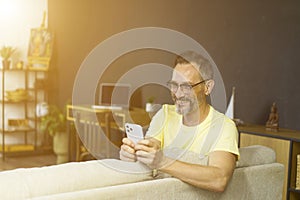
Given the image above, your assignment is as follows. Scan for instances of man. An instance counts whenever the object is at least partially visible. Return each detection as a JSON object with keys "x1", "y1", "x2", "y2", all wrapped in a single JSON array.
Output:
[{"x1": 120, "y1": 51, "x2": 239, "y2": 192}]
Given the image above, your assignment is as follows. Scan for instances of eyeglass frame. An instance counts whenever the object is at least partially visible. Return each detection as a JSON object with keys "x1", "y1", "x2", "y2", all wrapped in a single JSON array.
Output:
[{"x1": 166, "y1": 79, "x2": 208, "y2": 94}]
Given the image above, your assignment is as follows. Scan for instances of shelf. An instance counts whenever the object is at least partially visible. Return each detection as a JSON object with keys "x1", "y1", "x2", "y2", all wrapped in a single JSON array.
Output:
[
  {"x1": 289, "y1": 188, "x2": 300, "y2": 193},
  {"x1": 27, "y1": 117, "x2": 39, "y2": 121},
  {"x1": 1, "y1": 68, "x2": 48, "y2": 160},
  {"x1": 0, "y1": 68, "x2": 26, "y2": 72},
  {"x1": 238, "y1": 124, "x2": 300, "y2": 142},
  {"x1": 27, "y1": 88, "x2": 47, "y2": 91},
  {"x1": 0, "y1": 99, "x2": 35, "y2": 104},
  {"x1": 0, "y1": 127, "x2": 35, "y2": 133},
  {"x1": 0, "y1": 68, "x2": 48, "y2": 72},
  {"x1": 0, "y1": 144, "x2": 34, "y2": 152}
]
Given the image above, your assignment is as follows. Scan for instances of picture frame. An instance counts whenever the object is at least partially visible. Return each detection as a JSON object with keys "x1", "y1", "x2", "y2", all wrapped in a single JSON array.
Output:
[{"x1": 27, "y1": 28, "x2": 53, "y2": 71}]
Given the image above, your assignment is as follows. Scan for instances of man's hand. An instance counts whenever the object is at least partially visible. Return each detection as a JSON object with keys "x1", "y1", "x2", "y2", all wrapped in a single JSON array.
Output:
[
  {"x1": 119, "y1": 138, "x2": 137, "y2": 162},
  {"x1": 135, "y1": 138, "x2": 168, "y2": 169}
]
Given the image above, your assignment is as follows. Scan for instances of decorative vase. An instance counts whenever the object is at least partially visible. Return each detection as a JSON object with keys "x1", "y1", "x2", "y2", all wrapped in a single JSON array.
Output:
[
  {"x1": 146, "y1": 103, "x2": 155, "y2": 112},
  {"x1": 2, "y1": 60, "x2": 11, "y2": 70},
  {"x1": 146, "y1": 103, "x2": 162, "y2": 113},
  {"x1": 53, "y1": 131, "x2": 68, "y2": 164}
]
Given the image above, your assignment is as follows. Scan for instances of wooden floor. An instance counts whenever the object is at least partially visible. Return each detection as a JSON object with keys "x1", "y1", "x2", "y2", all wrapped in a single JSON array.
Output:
[{"x1": 0, "y1": 153, "x2": 57, "y2": 171}]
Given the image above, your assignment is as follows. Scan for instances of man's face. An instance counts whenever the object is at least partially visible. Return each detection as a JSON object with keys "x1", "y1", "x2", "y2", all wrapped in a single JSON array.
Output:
[{"x1": 169, "y1": 63, "x2": 205, "y2": 115}]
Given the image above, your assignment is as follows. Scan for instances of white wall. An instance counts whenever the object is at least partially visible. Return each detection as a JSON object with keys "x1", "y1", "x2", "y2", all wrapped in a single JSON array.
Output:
[{"x1": 0, "y1": 0, "x2": 48, "y2": 63}]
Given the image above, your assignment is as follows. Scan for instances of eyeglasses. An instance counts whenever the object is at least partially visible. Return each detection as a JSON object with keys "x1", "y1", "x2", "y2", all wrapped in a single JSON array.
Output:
[{"x1": 166, "y1": 80, "x2": 207, "y2": 94}]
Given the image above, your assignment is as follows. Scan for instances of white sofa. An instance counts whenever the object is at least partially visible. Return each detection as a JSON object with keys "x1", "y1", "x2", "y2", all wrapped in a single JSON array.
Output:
[{"x1": 0, "y1": 145, "x2": 284, "y2": 200}]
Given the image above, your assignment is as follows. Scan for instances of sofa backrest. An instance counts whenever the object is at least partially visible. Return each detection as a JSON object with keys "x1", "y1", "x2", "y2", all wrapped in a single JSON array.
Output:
[{"x1": 236, "y1": 145, "x2": 276, "y2": 168}]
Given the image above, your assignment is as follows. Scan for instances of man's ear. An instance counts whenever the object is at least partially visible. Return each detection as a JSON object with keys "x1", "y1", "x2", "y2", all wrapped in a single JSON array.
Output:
[{"x1": 205, "y1": 80, "x2": 215, "y2": 95}]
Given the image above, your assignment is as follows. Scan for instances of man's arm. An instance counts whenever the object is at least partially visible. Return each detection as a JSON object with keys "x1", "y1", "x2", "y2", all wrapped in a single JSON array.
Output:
[
  {"x1": 161, "y1": 151, "x2": 236, "y2": 192},
  {"x1": 135, "y1": 138, "x2": 236, "y2": 192}
]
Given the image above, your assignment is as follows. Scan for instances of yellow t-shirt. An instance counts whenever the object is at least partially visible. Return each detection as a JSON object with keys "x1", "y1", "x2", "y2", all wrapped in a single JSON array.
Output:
[{"x1": 145, "y1": 104, "x2": 239, "y2": 158}]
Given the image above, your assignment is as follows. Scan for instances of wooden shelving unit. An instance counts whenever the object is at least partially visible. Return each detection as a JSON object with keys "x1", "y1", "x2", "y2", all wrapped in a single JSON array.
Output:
[
  {"x1": 238, "y1": 124, "x2": 300, "y2": 200},
  {"x1": 0, "y1": 68, "x2": 48, "y2": 160}
]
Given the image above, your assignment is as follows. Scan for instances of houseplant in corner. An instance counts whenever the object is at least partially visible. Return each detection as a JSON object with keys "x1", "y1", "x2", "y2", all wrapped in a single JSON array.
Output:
[
  {"x1": 0, "y1": 46, "x2": 16, "y2": 69},
  {"x1": 40, "y1": 104, "x2": 68, "y2": 164}
]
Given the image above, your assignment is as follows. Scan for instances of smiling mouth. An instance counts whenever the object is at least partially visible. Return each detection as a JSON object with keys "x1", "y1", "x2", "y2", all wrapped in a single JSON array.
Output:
[{"x1": 176, "y1": 99, "x2": 190, "y2": 106}]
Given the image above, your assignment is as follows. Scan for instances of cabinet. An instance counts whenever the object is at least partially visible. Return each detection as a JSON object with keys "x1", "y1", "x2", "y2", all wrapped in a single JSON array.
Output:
[
  {"x1": 0, "y1": 68, "x2": 48, "y2": 160},
  {"x1": 238, "y1": 124, "x2": 300, "y2": 200}
]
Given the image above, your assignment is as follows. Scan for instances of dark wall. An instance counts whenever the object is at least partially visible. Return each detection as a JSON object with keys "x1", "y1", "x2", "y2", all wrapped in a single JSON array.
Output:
[{"x1": 48, "y1": 0, "x2": 300, "y2": 130}]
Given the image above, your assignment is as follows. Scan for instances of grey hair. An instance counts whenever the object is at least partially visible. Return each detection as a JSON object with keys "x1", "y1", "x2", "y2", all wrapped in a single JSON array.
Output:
[{"x1": 174, "y1": 51, "x2": 214, "y2": 80}]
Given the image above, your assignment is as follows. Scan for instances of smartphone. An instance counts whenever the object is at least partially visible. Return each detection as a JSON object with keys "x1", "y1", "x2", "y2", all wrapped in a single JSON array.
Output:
[{"x1": 125, "y1": 123, "x2": 144, "y2": 144}]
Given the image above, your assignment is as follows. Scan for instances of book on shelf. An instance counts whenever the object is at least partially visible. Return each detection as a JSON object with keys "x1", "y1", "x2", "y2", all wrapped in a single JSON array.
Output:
[{"x1": 296, "y1": 154, "x2": 300, "y2": 190}]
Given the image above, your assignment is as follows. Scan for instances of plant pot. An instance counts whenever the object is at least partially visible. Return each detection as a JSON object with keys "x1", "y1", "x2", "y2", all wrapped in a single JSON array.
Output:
[
  {"x1": 146, "y1": 103, "x2": 161, "y2": 112},
  {"x1": 145, "y1": 103, "x2": 155, "y2": 112},
  {"x1": 53, "y1": 131, "x2": 68, "y2": 164},
  {"x1": 2, "y1": 60, "x2": 11, "y2": 70}
]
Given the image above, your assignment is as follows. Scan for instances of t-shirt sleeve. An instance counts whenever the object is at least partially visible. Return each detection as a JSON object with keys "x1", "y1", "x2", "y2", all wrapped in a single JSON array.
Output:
[{"x1": 212, "y1": 118, "x2": 240, "y2": 158}]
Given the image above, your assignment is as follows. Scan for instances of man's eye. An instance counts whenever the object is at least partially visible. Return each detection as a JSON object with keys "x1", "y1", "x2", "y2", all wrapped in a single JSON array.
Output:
[
  {"x1": 181, "y1": 84, "x2": 192, "y2": 90},
  {"x1": 169, "y1": 83, "x2": 178, "y2": 88}
]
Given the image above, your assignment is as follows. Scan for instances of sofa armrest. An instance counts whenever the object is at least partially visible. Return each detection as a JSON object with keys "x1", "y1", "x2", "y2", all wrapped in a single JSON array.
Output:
[{"x1": 0, "y1": 160, "x2": 153, "y2": 200}]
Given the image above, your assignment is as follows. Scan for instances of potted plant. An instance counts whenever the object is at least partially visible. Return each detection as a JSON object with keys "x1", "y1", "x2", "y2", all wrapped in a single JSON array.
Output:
[
  {"x1": 40, "y1": 104, "x2": 68, "y2": 164},
  {"x1": 0, "y1": 46, "x2": 16, "y2": 69}
]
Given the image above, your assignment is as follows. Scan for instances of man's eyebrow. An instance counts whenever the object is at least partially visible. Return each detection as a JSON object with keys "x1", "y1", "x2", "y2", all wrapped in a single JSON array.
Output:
[
  {"x1": 181, "y1": 81, "x2": 193, "y2": 85},
  {"x1": 170, "y1": 81, "x2": 191, "y2": 84}
]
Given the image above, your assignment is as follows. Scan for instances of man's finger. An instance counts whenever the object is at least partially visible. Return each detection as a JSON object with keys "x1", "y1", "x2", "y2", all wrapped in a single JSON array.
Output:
[
  {"x1": 137, "y1": 139, "x2": 151, "y2": 146},
  {"x1": 120, "y1": 148, "x2": 137, "y2": 161},
  {"x1": 135, "y1": 150, "x2": 150, "y2": 157},
  {"x1": 134, "y1": 143, "x2": 154, "y2": 152},
  {"x1": 120, "y1": 154, "x2": 136, "y2": 162},
  {"x1": 122, "y1": 137, "x2": 135, "y2": 148},
  {"x1": 136, "y1": 156, "x2": 152, "y2": 166},
  {"x1": 120, "y1": 144, "x2": 135, "y2": 154}
]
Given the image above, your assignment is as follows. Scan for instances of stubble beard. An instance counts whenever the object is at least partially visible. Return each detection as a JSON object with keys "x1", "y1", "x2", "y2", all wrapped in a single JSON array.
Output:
[{"x1": 174, "y1": 96, "x2": 198, "y2": 116}]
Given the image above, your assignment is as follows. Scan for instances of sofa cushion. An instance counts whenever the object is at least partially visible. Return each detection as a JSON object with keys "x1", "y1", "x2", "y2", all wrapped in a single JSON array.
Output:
[{"x1": 236, "y1": 145, "x2": 276, "y2": 168}]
